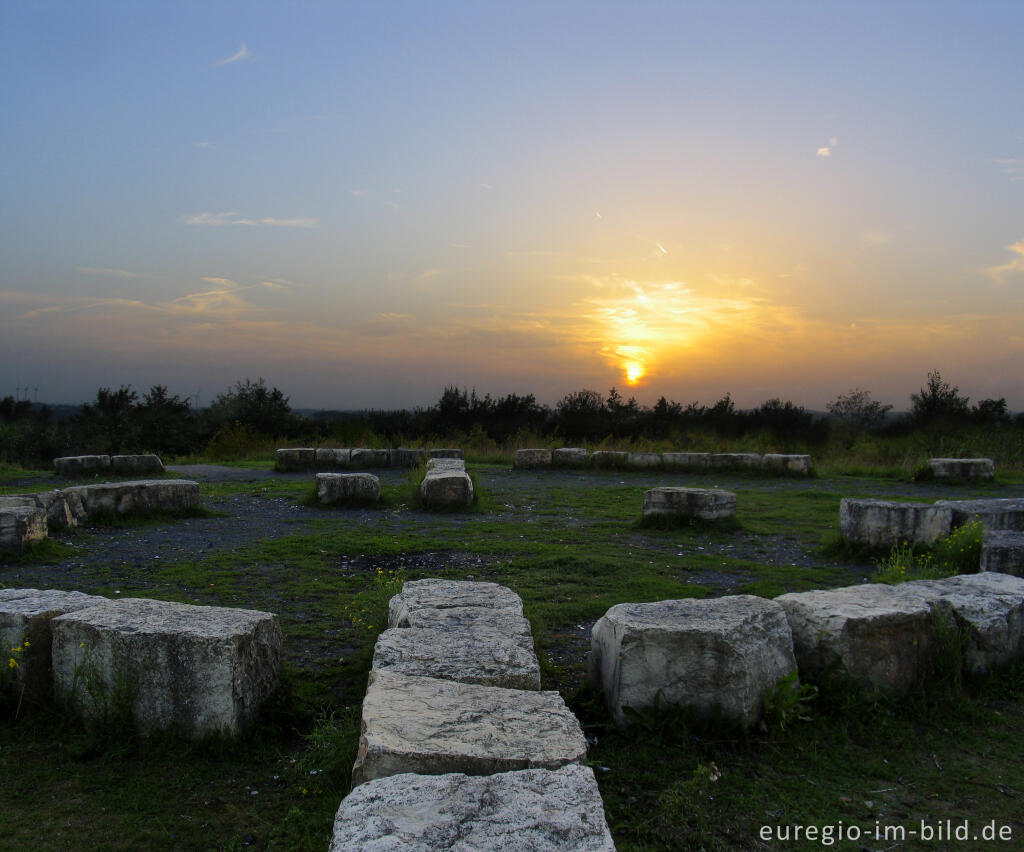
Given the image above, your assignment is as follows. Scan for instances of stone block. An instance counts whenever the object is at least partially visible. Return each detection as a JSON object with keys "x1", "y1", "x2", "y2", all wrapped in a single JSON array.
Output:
[
  {"x1": 762, "y1": 454, "x2": 812, "y2": 476},
  {"x1": 419, "y1": 468, "x2": 474, "y2": 510},
  {"x1": 316, "y1": 473, "x2": 381, "y2": 505},
  {"x1": 351, "y1": 670, "x2": 588, "y2": 786},
  {"x1": 981, "y1": 530, "x2": 1024, "y2": 576},
  {"x1": 0, "y1": 491, "x2": 77, "y2": 531},
  {"x1": 0, "y1": 589, "x2": 107, "y2": 703},
  {"x1": 388, "y1": 579, "x2": 525, "y2": 627},
  {"x1": 589, "y1": 596, "x2": 796, "y2": 728},
  {"x1": 430, "y1": 448, "x2": 464, "y2": 460},
  {"x1": 642, "y1": 487, "x2": 736, "y2": 522},
  {"x1": 389, "y1": 447, "x2": 427, "y2": 467},
  {"x1": 625, "y1": 452, "x2": 662, "y2": 469},
  {"x1": 110, "y1": 454, "x2": 165, "y2": 476},
  {"x1": 276, "y1": 448, "x2": 315, "y2": 471},
  {"x1": 53, "y1": 455, "x2": 111, "y2": 478},
  {"x1": 60, "y1": 479, "x2": 201, "y2": 521},
  {"x1": 514, "y1": 449, "x2": 553, "y2": 468},
  {"x1": 394, "y1": 606, "x2": 534, "y2": 640},
  {"x1": 590, "y1": 450, "x2": 628, "y2": 469},
  {"x1": 552, "y1": 448, "x2": 589, "y2": 467},
  {"x1": 776, "y1": 584, "x2": 940, "y2": 694},
  {"x1": 839, "y1": 498, "x2": 953, "y2": 548},
  {"x1": 330, "y1": 765, "x2": 615, "y2": 852},
  {"x1": 426, "y1": 457, "x2": 465, "y2": 471},
  {"x1": 0, "y1": 506, "x2": 47, "y2": 554},
  {"x1": 350, "y1": 448, "x2": 389, "y2": 468},
  {"x1": 709, "y1": 453, "x2": 762, "y2": 470},
  {"x1": 315, "y1": 448, "x2": 352, "y2": 469},
  {"x1": 51, "y1": 598, "x2": 282, "y2": 737},
  {"x1": 928, "y1": 458, "x2": 994, "y2": 480},
  {"x1": 934, "y1": 498, "x2": 1024, "y2": 532},
  {"x1": 372, "y1": 624, "x2": 540, "y2": 690},
  {"x1": 662, "y1": 452, "x2": 710, "y2": 471}
]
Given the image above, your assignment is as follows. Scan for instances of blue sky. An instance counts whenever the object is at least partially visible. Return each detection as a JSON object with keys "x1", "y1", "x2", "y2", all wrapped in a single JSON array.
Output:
[{"x1": 2, "y1": 1, "x2": 1022, "y2": 408}]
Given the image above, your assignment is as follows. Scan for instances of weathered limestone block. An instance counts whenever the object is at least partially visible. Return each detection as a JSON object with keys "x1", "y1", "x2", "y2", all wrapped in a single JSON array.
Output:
[
  {"x1": 590, "y1": 450, "x2": 628, "y2": 469},
  {"x1": 351, "y1": 670, "x2": 588, "y2": 786},
  {"x1": 642, "y1": 487, "x2": 736, "y2": 522},
  {"x1": 394, "y1": 606, "x2": 534, "y2": 640},
  {"x1": 589, "y1": 596, "x2": 796, "y2": 728},
  {"x1": 426, "y1": 457, "x2": 465, "y2": 471},
  {"x1": 389, "y1": 447, "x2": 427, "y2": 467},
  {"x1": 839, "y1": 498, "x2": 953, "y2": 548},
  {"x1": 330, "y1": 766, "x2": 616, "y2": 852},
  {"x1": 316, "y1": 473, "x2": 381, "y2": 505},
  {"x1": 929, "y1": 458, "x2": 994, "y2": 480},
  {"x1": 419, "y1": 468, "x2": 474, "y2": 510},
  {"x1": 60, "y1": 479, "x2": 200, "y2": 521},
  {"x1": 776, "y1": 584, "x2": 940, "y2": 693},
  {"x1": 934, "y1": 498, "x2": 1024, "y2": 532},
  {"x1": 626, "y1": 452, "x2": 662, "y2": 469},
  {"x1": 0, "y1": 491, "x2": 77, "y2": 530},
  {"x1": 51, "y1": 598, "x2": 282, "y2": 737},
  {"x1": 388, "y1": 579, "x2": 525, "y2": 627},
  {"x1": 709, "y1": 453, "x2": 762, "y2": 470},
  {"x1": 552, "y1": 448, "x2": 589, "y2": 467},
  {"x1": 762, "y1": 454, "x2": 812, "y2": 476},
  {"x1": 981, "y1": 530, "x2": 1024, "y2": 576},
  {"x1": 372, "y1": 624, "x2": 541, "y2": 690},
  {"x1": 350, "y1": 448, "x2": 389, "y2": 468},
  {"x1": 662, "y1": 452, "x2": 711, "y2": 471},
  {"x1": 111, "y1": 454, "x2": 165, "y2": 476},
  {"x1": 276, "y1": 448, "x2": 315, "y2": 471},
  {"x1": 0, "y1": 588, "x2": 108, "y2": 703},
  {"x1": 53, "y1": 455, "x2": 110, "y2": 478},
  {"x1": 429, "y1": 448, "x2": 464, "y2": 460},
  {"x1": 514, "y1": 449, "x2": 553, "y2": 468},
  {"x1": 902, "y1": 573, "x2": 1024, "y2": 673},
  {"x1": 315, "y1": 448, "x2": 352, "y2": 469},
  {"x1": 0, "y1": 506, "x2": 47, "y2": 554}
]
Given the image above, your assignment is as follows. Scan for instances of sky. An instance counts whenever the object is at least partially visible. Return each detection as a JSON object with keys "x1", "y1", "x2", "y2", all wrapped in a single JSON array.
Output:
[{"x1": 2, "y1": 1, "x2": 1023, "y2": 411}]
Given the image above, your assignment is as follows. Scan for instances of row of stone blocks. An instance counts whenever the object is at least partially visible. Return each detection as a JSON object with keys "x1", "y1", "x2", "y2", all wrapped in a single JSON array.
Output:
[
  {"x1": 53, "y1": 454, "x2": 165, "y2": 478},
  {"x1": 332, "y1": 579, "x2": 616, "y2": 850},
  {"x1": 927, "y1": 458, "x2": 994, "y2": 480},
  {"x1": 515, "y1": 448, "x2": 811, "y2": 475},
  {"x1": 313, "y1": 458, "x2": 476, "y2": 511},
  {"x1": 0, "y1": 589, "x2": 281, "y2": 737},
  {"x1": 277, "y1": 447, "x2": 462, "y2": 472},
  {"x1": 0, "y1": 479, "x2": 201, "y2": 555},
  {"x1": 590, "y1": 572, "x2": 1024, "y2": 728}
]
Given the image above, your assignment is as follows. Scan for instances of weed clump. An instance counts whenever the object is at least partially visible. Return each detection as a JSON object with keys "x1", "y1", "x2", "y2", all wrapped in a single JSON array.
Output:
[{"x1": 873, "y1": 521, "x2": 984, "y2": 584}]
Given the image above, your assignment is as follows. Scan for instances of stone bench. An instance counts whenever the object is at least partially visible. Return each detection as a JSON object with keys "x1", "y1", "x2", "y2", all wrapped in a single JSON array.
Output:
[
  {"x1": 316, "y1": 473, "x2": 381, "y2": 505},
  {"x1": 642, "y1": 487, "x2": 736, "y2": 522},
  {"x1": 60, "y1": 479, "x2": 201, "y2": 521},
  {"x1": 388, "y1": 579, "x2": 525, "y2": 626},
  {"x1": 53, "y1": 455, "x2": 111, "y2": 477},
  {"x1": 330, "y1": 766, "x2": 615, "y2": 851},
  {"x1": 839, "y1": 498, "x2": 953, "y2": 548},
  {"x1": 929, "y1": 458, "x2": 994, "y2": 480},
  {"x1": 552, "y1": 447, "x2": 589, "y2": 467},
  {"x1": 514, "y1": 448, "x2": 553, "y2": 468},
  {"x1": 350, "y1": 670, "x2": 588, "y2": 786},
  {"x1": 111, "y1": 454, "x2": 165, "y2": 476},
  {"x1": 350, "y1": 448, "x2": 389, "y2": 468},
  {"x1": 419, "y1": 466, "x2": 474, "y2": 510},
  {"x1": 981, "y1": 530, "x2": 1024, "y2": 576},
  {"x1": 935, "y1": 498, "x2": 1024, "y2": 532},
  {"x1": 762, "y1": 454, "x2": 811, "y2": 476},
  {"x1": 51, "y1": 598, "x2": 281, "y2": 737},
  {"x1": 0, "y1": 506, "x2": 48, "y2": 554},
  {"x1": 589, "y1": 596, "x2": 797, "y2": 728},
  {"x1": 276, "y1": 448, "x2": 315, "y2": 471}
]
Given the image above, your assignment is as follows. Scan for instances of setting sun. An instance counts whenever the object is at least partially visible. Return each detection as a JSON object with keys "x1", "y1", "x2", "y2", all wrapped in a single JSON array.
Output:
[{"x1": 625, "y1": 363, "x2": 645, "y2": 384}]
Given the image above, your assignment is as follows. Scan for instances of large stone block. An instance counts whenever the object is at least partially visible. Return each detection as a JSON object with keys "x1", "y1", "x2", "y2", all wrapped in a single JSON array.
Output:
[
  {"x1": 0, "y1": 589, "x2": 107, "y2": 703},
  {"x1": 316, "y1": 473, "x2": 381, "y2": 505},
  {"x1": 330, "y1": 766, "x2": 616, "y2": 852},
  {"x1": 429, "y1": 448, "x2": 464, "y2": 460},
  {"x1": 514, "y1": 449, "x2": 553, "y2": 468},
  {"x1": 642, "y1": 487, "x2": 736, "y2": 522},
  {"x1": 393, "y1": 605, "x2": 534, "y2": 640},
  {"x1": 60, "y1": 479, "x2": 201, "y2": 521},
  {"x1": 315, "y1": 448, "x2": 352, "y2": 469},
  {"x1": 934, "y1": 498, "x2": 1024, "y2": 532},
  {"x1": 351, "y1": 670, "x2": 588, "y2": 786},
  {"x1": 589, "y1": 596, "x2": 796, "y2": 728},
  {"x1": 372, "y1": 624, "x2": 540, "y2": 690},
  {"x1": 590, "y1": 450, "x2": 628, "y2": 469},
  {"x1": 761, "y1": 454, "x2": 812, "y2": 476},
  {"x1": 419, "y1": 468, "x2": 474, "y2": 510},
  {"x1": 552, "y1": 448, "x2": 589, "y2": 467},
  {"x1": 662, "y1": 452, "x2": 711, "y2": 471},
  {"x1": 0, "y1": 506, "x2": 47, "y2": 554},
  {"x1": 839, "y1": 498, "x2": 953, "y2": 548},
  {"x1": 776, "y1": 584, "x2": 940, "y2": 694},
  {"x1": 426, "y1": 457, "x2": 465, "y2": 471},
  {"x1": 111, "y1": 454, "x2": 165, "y2": 476},
  {"x1": 981, "y1": 530, "x2": 1024, "y2": 576},
  {"x1": 350, "y1": 448, "x2": 389, "y2": 468},
  {"x1": 53, "y1": 455, "x2": 110, "y2": 478},
  {"x1": 389, "y1": 447, "x2": 427, "y2": 468},
  {"x1": 625, "y1": 452, "x2": 662, "y2": 469},
  {"x1": 51, "y1": 598, "x2": 282, "y2": 737},
  {"x1": 709, "y1": 453, "x2": 762, "y2": 470},
  {"x1": 276, "y1": 448, "x2": 315, "y2": 471},
  {"x1": 388, "y1": 579, "x2": 525, "y2": 627},
  {"x1": 928, "y1": 458, "x2": 994, "y2": 480}
]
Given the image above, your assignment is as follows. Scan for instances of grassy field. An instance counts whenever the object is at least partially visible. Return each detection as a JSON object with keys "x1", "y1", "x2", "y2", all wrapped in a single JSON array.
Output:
[{"x1": 1, "y1": 461, "x2": 1023, "y2": 850}]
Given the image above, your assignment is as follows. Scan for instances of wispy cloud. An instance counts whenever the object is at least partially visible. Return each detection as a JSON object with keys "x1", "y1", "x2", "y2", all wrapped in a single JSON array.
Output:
[
  {"x1": 984, "y1": 239, "x2": 1024, "y2": 284},
  {"x1": 816, "y1": 147, "x2": 831, "y2": 157},
  {"x1": 214, "y1": 43, "x2": 252, "y2": 67},
  {"x1": 994, "y1": 158, "x2": 1024, "y2": 182},
  {"x1": 184, "y1": 211, "x2": 320, "y2": 229},
  {"x1": 414, "y1": 268, "x2": 442, "y2": 283},
  {"x1": 76, "y1": 267, "x2": 157, "y2": 280}
]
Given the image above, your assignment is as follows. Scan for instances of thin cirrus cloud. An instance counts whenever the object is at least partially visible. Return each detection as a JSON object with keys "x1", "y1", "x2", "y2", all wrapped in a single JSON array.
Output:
[
  {"x1": 184, "y1": 211, "x2": 320, "y2": 229},
  {"x1": 214, "y1": 43, "x2": 252, "y2": 67},
  {"x1": 76, "y1": 267, "x2": 157, "y2": 280},
  {"x1": 984, "y1": 239, "x2": 1024, "y2": 285}
]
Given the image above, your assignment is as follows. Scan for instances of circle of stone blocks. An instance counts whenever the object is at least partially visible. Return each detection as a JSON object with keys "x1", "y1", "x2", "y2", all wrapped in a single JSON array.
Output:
[
  {"x1": 316, "y1": 473, "x2": 381, "y2": 505},
  {"x1": 429, "y1": 448, "x2": 464, "y2": 460},
  {"x1": 111, "y1": 454, "x2": 165, "y2": 476},
  {"x1": 934, "y1": 498, "x2": 1024, "y2": 532},
  {"x1": 51, "y1": 598, "x2": 282, "y2": 737},
  {"x1": 626, "y1": 451, "x2": 662, "y2": 469},
  {"x1": 419, "y1": 467, "x2": 474, "y2": 510},
  {"x1": 388, "y1": 579, "x2": 525, "y2": 627},
  {"x1": 709, "y1": 452, "x2": 762, "y2": 470},
  {"x1": 589, "y1": 596, "x2": 797, "y2": 729},
  {"x1": 330, "y1": 765, "x2": 616, "y2": 852},
  {"x1": 514, "y1": 448, "x2": 553, "y2": 468},
  {"x1": 590, "y1": 450, "x2": 628, "y2": 468},
  {"x1": 642, "y1": 487, "x2": 736, "y2": 522},
  {"x1": 928, "y1": 458, "x2": 994, "y2": 480},
  {"x1": 0, "y1": 506, "x2": 48, "y2": 554},
  {"x1": 552, "y1": 447, "x2": 589, "y2": 467},
  {"x1": 839, "y1": 498, "x2": 953, "y2": 548},
  {"x1": 60, "y1": 479, "x2": 201, "y2": 522},
  {"x1": 761, "y1": 454, "x2": 811, "y2": 476},
  {"x1": 981, "y1": 531, "x2": 1024, "y2": 576},
  {"x1": 662, "y1": 452, "x2": 711, "y2": 471},
  {"x1": 315, "y1": 448, "x2": 352, "y2": 469},
  {"x1": 350, "y1": 670, "x2": 588, "y2": 787},
  {"x1": 53, "y1": 455, "x2": 111, "y2": 477}
]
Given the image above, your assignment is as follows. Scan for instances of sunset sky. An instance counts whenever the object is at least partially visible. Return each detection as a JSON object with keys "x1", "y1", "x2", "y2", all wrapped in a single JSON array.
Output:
[{"x1": 2, "y1": 1, "x2": 1023, "y2": 410}]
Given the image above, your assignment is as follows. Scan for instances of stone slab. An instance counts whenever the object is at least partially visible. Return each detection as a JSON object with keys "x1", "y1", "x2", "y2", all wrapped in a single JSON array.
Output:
[
  {"x1": 51, "y1": 597, "x2": 282, "y2": 737},
  {"x1": 934, "y1": 498, "x2": 1024, "y2": 532},
  {"x1": 393, "y1": 606, "x2": 534, "y2": 640},
  {"x1": 351, "y1": 670, "x2": 588, "y2": 786},
  {"x1": 625, "y1": 452, "x2": 661, "y2": 469},
  {"x1": 709, "y1": 453, "x2": 762, "y2": 470},
  {"x1": 419, "y1": 468, "x2": 474, "y2": 509},
  {"x1": 388, "y1": 579, "x2": 525, "y2": 628},
  {"x1": 589, "y1": 596, "x2": 796, "y2": 728},
  {"x1": 514, "y1": 449, "x2": 553, "y2": 468},
  {"x1": 316, "y1": 448, "x2": 352, "y2": 469},
  {"x1": 590, "y1": 451, "x2": 628, "y2": 469},
  {"x1": 426, "y1": 457, "x2": 465, "y2": 471},
  {"x1": 761, "y1": 454, "x2": 811, "y2": 476},
  {"x1": 642, "y1": 487, "x2": 736, "y2": 522},
  {"x1": 330, "y1": 766, "x2": 616, "y2": 852},
  {"x1": 111, "y1": 454, "x2": 165, "y2": 476},
  {"x1": 552, "y1": 448, "x2": 589, "y2": 467},
  {"x1": 316, "y1": 473, "x2": 381, "y2": 505},
  {"x1": 0, "y1": 506, "x2": 48, "y2": 554},
  {"x1": 839, "y1": 498, "x2": 953, "y2": 548},
  {"x1": 350, "y1": 448, "x2": 390, "y2": 468},
  {"x1": 929, "y1": 458, "x2": 994, "y2": 480},
  {"x1": 981, "y1": 530, "x2": 1024, "y2": 576},
  {"x1": 53, "y1": 455, "x2": 110, "y2": 477},
  {"x1": 662, "y1": 452, "x2": 710, "y2": 471},
  {"x1": 276, "y1": 448, "x2": 315, "y2": 471},
  {"x1": 60, "y1": 479, "x2": 201, "y2": 521}
]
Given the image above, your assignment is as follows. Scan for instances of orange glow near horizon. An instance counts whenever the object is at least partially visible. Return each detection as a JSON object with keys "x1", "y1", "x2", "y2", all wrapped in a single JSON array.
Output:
[{"x1": 625, "y1": 362, "x2": 645, "y2": 384}]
